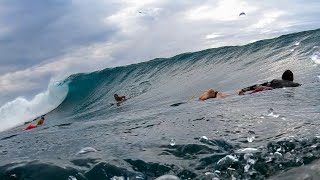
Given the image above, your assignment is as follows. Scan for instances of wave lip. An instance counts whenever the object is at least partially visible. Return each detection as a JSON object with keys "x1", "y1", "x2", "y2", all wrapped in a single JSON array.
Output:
[{"x1": 0, "y1": 82, "x2": 68, "y2": 132}]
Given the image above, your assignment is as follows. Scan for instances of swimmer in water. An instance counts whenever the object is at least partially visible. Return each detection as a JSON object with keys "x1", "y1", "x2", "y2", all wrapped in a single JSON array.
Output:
[
  {"x1": 199, "y1": 89, "x2": 229, "y2": 101},
  {"x1": 114, "y1": 94, "x2": 126, "y2": 103},
  {"x1": 237, "y1": 70, "x2": 301, "y2": 95}
]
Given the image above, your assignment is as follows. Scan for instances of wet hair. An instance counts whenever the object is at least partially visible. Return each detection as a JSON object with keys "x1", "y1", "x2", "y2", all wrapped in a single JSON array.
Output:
[
  {"x1": 213, "y1": 91, "x2": 218, "y2": 98},
  {"x1": 282, "y1": 70, "x2": 294, "y2": 81},
  {"x1": 37, "y1": 117, "x2": 45, "y2": 125},
  {"x1": 208, "y1": 89, "x2": 218, "y2": 98},
  {"x1": 114, "y1": 94, "x2": 118, "y2": 97}
]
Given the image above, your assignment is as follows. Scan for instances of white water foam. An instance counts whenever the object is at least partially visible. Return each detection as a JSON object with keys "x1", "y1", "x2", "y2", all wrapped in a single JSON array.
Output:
[
  {"x1": 76, "y1": 147, "x2": 98, "y2": 155},
  {"x1": 294, "y1": 41, "x2": 300, "y2": 46},
  {"x1": 311, "y1": 51, "x2": 320, "y2": 64},
  {"x1": 0, "y1": 81, "x2": 68, "y2": 132}
]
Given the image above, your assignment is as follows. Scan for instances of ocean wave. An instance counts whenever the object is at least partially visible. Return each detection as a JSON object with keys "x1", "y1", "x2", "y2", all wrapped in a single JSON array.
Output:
[{"x1": 0, "y1": 81, "x2": 68, "y2": 132}]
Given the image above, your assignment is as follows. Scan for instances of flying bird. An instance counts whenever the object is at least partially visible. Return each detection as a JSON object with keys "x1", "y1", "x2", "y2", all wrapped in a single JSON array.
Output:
[{"x1": 239, "y1": 12, "x2": 246, "y2": 16}]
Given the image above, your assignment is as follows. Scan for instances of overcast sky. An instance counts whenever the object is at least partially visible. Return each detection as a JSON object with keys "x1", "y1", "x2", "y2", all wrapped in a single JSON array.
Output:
[{"x1": 0, "y1": 0, "x2": 319, "y2": 105}]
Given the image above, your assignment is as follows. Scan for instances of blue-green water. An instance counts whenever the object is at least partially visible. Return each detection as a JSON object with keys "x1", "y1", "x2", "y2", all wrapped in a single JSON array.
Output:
[{"x1": 0, "y1": 29, "x2": 320, "y2": 180}]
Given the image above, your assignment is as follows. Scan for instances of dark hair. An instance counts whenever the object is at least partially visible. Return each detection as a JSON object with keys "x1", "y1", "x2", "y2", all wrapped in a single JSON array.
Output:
[
  {"x1": 282, "y1": 70, "x2": 294, "y2": 81},
  {"x1": 114, "y1": 94, "x2": 118, "y2": 97},
  {"x1": 214, "y1": 91, "x2": 218, "y2": 98}
]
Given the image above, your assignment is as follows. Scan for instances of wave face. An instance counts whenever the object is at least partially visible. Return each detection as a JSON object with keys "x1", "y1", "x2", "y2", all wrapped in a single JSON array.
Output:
[
  {"x1": 51, "y1": 29, "x2": 320, "y2": 123},
  {"x1": 1, "y1": 29, "x2": 320, "y2": 180}
]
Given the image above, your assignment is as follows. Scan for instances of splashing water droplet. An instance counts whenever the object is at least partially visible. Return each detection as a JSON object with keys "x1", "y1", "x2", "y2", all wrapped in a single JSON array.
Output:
[
  {"x1": 236, "y1": 148, "x2": 258, "y2": 154},
  {"x1": 296, "y1": 157, "x2": 302, "y2": 163},
  {"x1": 76, "y1": 147, "x2": 97, "y2": 155},
  {"x1": 273, "y1": 114, "x2": 280, "y2": 118},
  {"x1": 266, "y1": 156, "x2": 273, "y2": 163},
  {"x1": 244, "y1": 164, "x2": 250, "y2": 172},
  {"x1": 267, "y1": 108, "x2": 280, "y2": 118},
  {"x1": 248, "y1": 158, "x2": 256, "y2": 165},
  {"x1": 247, "y1": 131, "x2": 255, "y2": 143},
  {"x1": 111, "y1": 176, "x2": 125, "y2": 180},
  {"x1": 217, "y1": 155, "x2": 238, "y2": 167},
  {"x1": 227, "y1": 167, "x2": 236, "y2": 171},
  {"x1": 231, "y1": 174, "x2": 237, "y2": 180},
  {"x1": 10, "y1": 174, "x2": 17, "y2": 178},
  {"x1": 205, "y1": 171, "x2": 220, "y2": 179},
  {"x1": 244, "y1": 153, "x2": 253, "y2": 160},
  {"x1": 68, "y1": 176, "x2": 77, "y2": 180},
  {"x1": 155, "y1": 175, "x2": 180, "y2": 180},
  {"x1": 170, "y1": 139, "x2": 176, "y2": 146},
  {"x1": 135, "y1": 174, "x2": 145, "y2": 179},
  {"x1": 200, "y1": 136, "x2": 208, "y2": 141},
  {"x1": 205, "y1": 172, "x2": 214, "y2": 176},
  {"x1": 274, "y1": 152, "x2": 282, "y2": 159}
]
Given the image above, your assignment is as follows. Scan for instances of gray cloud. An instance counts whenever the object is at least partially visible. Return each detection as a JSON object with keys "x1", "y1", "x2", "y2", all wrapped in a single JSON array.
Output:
[{"x1": 0, "y1": 0, "x2": 119, "y2": 74}]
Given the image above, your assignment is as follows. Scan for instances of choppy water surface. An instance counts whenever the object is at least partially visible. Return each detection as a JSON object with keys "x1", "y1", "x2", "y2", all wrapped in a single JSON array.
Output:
[{"x1": 0, "y1": 29, "x2": 320, "y2": 180}]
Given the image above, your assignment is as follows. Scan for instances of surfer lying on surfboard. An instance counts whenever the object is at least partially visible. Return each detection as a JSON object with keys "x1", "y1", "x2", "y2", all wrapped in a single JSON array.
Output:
[
  {"x1": 114, "y1": 94, "x2": 126, "y2": 103},
  {"x1": 199, "y1": 70, "x2": 300, "y2": 101},
  {"x1": 24, "y1": 115, "x2": 45, "y2": 130},
  {"x1": 236, "y1": 70, "x2": 301, "y2": 95},
  {"x1": 111, "y1": 94, "x2": 128, "y2": 106}
]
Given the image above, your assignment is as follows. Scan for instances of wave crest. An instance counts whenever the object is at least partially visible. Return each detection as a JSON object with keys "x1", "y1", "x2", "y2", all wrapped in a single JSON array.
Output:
[{"x1": 0, "y1": 82, "x2": 68, "y2": 132}]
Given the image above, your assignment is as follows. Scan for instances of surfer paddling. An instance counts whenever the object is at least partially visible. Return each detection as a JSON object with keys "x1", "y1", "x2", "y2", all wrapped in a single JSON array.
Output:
[
  {"x1": 24, "y1": 115, "x2": 45, "y2": 130},
  {"x1": 236, "y1": 70, "x2": 301, "y2": 95},
  {"x1": 114, "y1": 94, "x2": 126, "y2": 103},
  {"x1": 199, "y1": 70, "x2": 300, "y2": 101}
]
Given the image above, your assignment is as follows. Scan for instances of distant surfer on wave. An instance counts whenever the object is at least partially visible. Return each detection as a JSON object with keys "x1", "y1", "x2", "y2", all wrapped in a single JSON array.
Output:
[
  {"x1": 24, "y1": 115, "x2": 45, "y2": 130},
  {"x1": 114, "y1": 94, "x2": 126, "y2": 103},
  {"x1": 236, "y1": 70, "x2": 301, "y2": 95}
]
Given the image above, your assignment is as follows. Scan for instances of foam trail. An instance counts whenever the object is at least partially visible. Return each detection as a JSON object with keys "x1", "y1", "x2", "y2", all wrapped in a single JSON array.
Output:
[{"x1": 0, "y1": 82, "x2": 68, "y2": 132}]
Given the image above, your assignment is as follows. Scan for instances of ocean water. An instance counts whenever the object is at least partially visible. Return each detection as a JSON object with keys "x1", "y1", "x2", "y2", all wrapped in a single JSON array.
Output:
[{"x1": 0, "y1": 29, "x2": 320, "y2": 180}]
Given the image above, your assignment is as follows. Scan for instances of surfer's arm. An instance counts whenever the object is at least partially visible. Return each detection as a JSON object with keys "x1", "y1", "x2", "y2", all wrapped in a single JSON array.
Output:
[{"x1": 291, "y1": 82, "x2": 301, "y2": 87}]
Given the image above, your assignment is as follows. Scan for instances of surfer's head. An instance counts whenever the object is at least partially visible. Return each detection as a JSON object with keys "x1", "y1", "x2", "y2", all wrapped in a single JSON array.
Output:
[
  {"x1": 114, "y1": 94, "x2": 118, "y2": 98},
  {"x1": 37, "y1": 116, "x2": 45, "y2": 126},
  {"x1": 282, "y1": 70, "x2": 294, "y2": 81},
  {"x1": 208, "y1": 89, "x2": 218, "y2": 98}
]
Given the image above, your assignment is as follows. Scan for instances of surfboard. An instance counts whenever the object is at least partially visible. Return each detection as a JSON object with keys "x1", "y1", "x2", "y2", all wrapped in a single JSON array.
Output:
[{"x1": 111, "y1": 98, "x2": 128, "y2": 106}]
